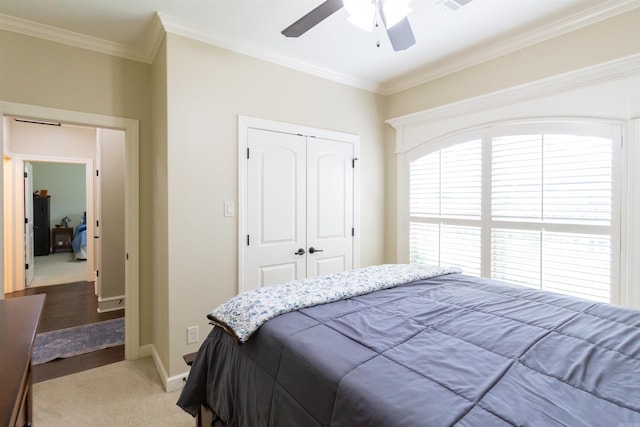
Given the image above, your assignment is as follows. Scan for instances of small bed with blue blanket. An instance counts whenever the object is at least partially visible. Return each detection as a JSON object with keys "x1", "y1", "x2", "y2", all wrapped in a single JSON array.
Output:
[{"x1": 72, "y1": 221, "x2": 87, "y2": 260}]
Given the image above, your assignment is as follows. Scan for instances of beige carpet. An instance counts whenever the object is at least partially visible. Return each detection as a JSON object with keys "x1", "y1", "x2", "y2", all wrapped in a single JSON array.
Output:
[
  {"x1": 33, "y1": 357, "x2": 193, "y2": 426},
  {"x1": 30, "y1": 252, "x2": 87, "y2": 287}
]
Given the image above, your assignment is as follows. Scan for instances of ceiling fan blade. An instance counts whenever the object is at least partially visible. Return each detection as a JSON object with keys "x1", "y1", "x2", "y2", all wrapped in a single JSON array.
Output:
[
  {"x1": 382, "y1": 16, "x2": 416, "y2": 51},
  {"x1": 282, "y1": 0, "x2": 344, "y2": 38}
]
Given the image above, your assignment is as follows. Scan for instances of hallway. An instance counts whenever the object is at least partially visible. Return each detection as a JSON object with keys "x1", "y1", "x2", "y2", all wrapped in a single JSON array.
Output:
[
  {"x1": 29, "y1": 252, "x2": 86, "y2": 288},
  {"x1": 5, "y1": 281, "x2": 124, "y2": 382}
]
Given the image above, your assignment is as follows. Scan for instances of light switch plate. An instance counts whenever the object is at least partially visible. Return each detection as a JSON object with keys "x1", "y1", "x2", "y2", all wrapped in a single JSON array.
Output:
[{"x1": 224, "y1": 201, "x2": 235, "y2": 217}]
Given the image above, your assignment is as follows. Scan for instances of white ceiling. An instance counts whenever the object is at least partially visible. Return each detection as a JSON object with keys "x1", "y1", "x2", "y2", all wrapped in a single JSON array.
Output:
[{"x1": 0, "y1": 0, "x2": 637, "y2": 94}]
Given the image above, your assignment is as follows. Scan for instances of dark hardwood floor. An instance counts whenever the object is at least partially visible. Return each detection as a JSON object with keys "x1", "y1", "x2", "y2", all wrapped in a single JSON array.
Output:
[{"x1": 5, "y1": 281, "x2": 125, "y2": 383}]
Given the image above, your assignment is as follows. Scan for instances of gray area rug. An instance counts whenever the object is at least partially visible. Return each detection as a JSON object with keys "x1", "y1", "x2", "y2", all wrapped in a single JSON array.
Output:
[{"x1": 33, "y1": 318, "x2": 124, "y2": 365}]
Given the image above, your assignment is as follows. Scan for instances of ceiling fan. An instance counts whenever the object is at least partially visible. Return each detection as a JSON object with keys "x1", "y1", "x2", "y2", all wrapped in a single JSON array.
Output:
[{"x1": 281, "y1": 0, "x2": 416, "y2": 51}]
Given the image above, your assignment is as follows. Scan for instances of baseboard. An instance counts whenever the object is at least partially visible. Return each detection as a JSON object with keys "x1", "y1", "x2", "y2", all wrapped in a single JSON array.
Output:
[
  {"x1": 167, "y1": 370, "x2": 189, "y2": 392},
  {"x1": 141, "y1": 344, "x2": 189, "y2": 392},
  {"x1": 97, "y1": 295, "x2": 125, "y2": 313}
]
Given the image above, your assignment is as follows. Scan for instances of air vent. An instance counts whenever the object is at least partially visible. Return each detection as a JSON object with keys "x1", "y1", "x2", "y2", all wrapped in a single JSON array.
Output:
[{"x1": 437, "y1": 0, "x2": 473, "y2": 12}]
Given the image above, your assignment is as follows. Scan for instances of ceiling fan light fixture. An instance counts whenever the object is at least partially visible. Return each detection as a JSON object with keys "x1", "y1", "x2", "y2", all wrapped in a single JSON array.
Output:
[
  {"x1": 383, "y1": 0, "x2": 412, "y2": 28},
  {"x1": 344, "y1": 0, "x2": 376, "y2": 31},
  {"x1": 344, "y1": 0, "x2": 412, "y2": 32}
]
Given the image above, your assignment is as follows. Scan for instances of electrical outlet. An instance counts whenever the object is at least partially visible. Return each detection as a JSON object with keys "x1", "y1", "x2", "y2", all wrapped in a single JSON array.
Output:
[{"x1": 187, "y1": 326, "x2": 199, "y2": 344}]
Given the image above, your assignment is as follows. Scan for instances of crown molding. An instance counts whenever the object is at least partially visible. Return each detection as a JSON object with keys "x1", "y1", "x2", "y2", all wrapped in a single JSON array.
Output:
[
  {"x1": 381, "y1": 0, "x2": 640, "y2": 95},
  {"x1": 0, "y1": 13, "x2": 156, "y2": 63},
  {"x1": 156, "y1": 12, "x2": 380, "y2": 93},
  {"x1": 144, "y1": 13, "x2": 166, "y2": 63}
]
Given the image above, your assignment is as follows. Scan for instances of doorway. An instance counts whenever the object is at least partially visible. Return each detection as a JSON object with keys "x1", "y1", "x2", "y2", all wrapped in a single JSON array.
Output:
[
  {"x1": 5, "y1": 120, "x2": 98, "y2": 294},
  {"x1": 0, "y1": 101, "x2": 140, "y2": 360},
  {"x1": 26, "y1": 160, "x2": 91, "y2": 288}
]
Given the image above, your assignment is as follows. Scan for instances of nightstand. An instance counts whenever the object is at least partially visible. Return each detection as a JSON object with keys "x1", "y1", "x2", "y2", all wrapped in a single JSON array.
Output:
[{"x1": 51, "y1": 227, "x2": 73, "y2": 253}]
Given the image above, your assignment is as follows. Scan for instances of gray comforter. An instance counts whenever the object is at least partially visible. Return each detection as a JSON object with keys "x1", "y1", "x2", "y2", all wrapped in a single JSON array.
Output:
[{"x1": 177, "y1": 273, "x2": 640, "y2": 426}]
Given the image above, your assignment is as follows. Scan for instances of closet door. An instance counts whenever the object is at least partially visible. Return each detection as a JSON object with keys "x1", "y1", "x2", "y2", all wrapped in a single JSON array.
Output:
[
  {"x1": 245, "y1": 128, "x2": 355, "y2": 291},
  {"x1": 246, "y1": 129, "x2": 307, "y2": 288},
  {"x1": 306, "y1": 139, "x2": 353, "y2": 277}
]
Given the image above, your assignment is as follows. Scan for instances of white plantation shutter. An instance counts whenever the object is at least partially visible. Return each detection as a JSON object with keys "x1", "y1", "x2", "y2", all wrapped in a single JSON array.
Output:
[
  {"x1": 542, "y1": 232, "x2": 611, "y2": 302},
  {"x1": 409, "y1": 141, "x2": 482, "y2": 274},
  {"x1": 410, "y1": 153, "x2": 439, "y2": 217},
  {"x1": 543, "y1": 135, "x2": 612, "y2": 224},
  {"x1": 409, "y1": 129, "x2": 615, "y2": 303},
  {"x1": 441, "y1": 141, "x2": 482, "y2": 218},
  {"x1": 490, "y1": 134, "x2": 612, "y2": 301},
  {"x1": 409, "y1": 222, "x2": 439, "y2": 266},
  {"x1": 491, "y1": 229, "x2": 540, "y2": 288},
  {"x1": 492, "y1": 135, "x2": 542, "y2": 220},
  {"x1": 440, "y1": 225, "x2": 481, "y2": 276}
]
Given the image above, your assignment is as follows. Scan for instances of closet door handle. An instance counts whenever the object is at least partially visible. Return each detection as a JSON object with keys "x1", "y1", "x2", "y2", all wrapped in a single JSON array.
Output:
[
  {"x1": 294, "y1": 248, "x2": 306, "y2": 256},
  {"x1": 309, "y1": 247, "x2": 323, "y2": 254}
]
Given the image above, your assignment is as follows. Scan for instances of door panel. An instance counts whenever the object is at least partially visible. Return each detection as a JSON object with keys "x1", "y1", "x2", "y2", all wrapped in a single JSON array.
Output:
[
  {"x1": 306, "y1": 139, "x2": 353, "y2": 278},
  {"x1": 315, "y1": 256, "x2": 346, "y2": 277},
  {"x1": 261, "y1": 147, "x2": 299, "y2": 244},
  {"x1": 260, "y1": 263, "x2": 299, "y2": 287},
  {"x1": 246, "y1": 129, "x2": 306, "y2": 289}
]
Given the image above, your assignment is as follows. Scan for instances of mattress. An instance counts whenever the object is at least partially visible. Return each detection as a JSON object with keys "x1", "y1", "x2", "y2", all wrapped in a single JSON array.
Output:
[{"x1": 177, "y1": 273, "x2": 640, "y2": 426}]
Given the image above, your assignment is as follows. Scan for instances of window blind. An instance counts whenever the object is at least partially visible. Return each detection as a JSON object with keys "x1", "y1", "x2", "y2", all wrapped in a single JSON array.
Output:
[
  {"x1": 492, "y1": 135, "x2": 542, "y2": 220},
  {"x1": 441, "y1": 141, "x2": 482, "y2": 218},
  {"x1": 542, "y1": 135, "x2": 611, "y2": 224},
  {"x1": 409, "y1": 130, "x2": 614, "y2": 303},
  {"x1": 409, "y1": 140, "x2": 482, "y2": 275}
]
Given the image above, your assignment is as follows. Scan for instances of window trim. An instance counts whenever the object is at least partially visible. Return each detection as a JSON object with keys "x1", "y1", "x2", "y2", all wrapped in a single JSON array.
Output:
[{"x1": 400, "y1": 119, "x2": 623, "y2": 304}]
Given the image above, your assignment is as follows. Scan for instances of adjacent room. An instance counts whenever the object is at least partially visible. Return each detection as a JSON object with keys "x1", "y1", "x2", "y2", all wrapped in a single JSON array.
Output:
[{"x1": 0, "y1": 0, "x2": 639, "y2": 425}]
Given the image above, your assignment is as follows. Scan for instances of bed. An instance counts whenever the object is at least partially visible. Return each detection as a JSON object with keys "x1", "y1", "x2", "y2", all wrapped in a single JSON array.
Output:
[
  {"x1": 177, "y1": 264, "x2": 640, "y2": 426},
  {"x1": 72, "y1": 220, "x2": 87, "y2": 260}
]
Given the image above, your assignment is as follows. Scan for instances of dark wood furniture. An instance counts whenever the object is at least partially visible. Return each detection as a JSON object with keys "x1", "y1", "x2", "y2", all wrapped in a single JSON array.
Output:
[
  {"x1": 33, "y1": 195, "x2": 50, "y2": 256},
  {"x1": 183, "y1": 352, "x2": 214, "y2": 427},
  {"x1": 0, "y1": 294, "x2": 45, "y2": 427},
  {"x1": 51, "y1": 227, "x2": 73, "y2": 253}
]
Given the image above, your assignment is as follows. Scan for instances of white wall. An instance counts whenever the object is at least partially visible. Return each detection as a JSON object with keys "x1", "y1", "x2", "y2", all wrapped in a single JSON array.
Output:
[
  {"x1": 32, "y1": 161, "x2": 86, "y2": 228},
  {"x1": 149, "y1": 34, "x2": 170, "y2": 376},
  {"x1": 98, "y1": 128, "x2": 125, "y2": 300},
  {"x1": 9, "y1": 120, "x2": 96, "y2": 159}
]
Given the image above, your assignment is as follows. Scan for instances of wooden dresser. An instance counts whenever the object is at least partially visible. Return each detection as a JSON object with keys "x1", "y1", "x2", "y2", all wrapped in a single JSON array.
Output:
[{"x1": 0, "y1": 294, "x2": 45, "y2": 427}]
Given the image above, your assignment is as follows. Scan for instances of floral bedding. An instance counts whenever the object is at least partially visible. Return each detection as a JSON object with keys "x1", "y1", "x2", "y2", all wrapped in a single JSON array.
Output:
[{"x1": 207, "y1": 264, "x2": 462, "y2": 343}]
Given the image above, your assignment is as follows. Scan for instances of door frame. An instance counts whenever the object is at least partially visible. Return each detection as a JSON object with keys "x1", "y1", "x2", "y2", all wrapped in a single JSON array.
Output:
[
  {"x1": 24, "y1": 161, "x2": 34, "y2": 286},
  {"x1": 0, "y1": 101, "x2": 140, "y2": 360},
  {"x1": 12, "y1": 155, "x2": 95, "y2": 288},
  {"x1": 237, "y1": 115, "x2": 361, "y2": 293}
]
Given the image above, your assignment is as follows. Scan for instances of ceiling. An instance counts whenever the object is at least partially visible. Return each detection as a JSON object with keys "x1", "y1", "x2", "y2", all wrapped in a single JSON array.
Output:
[{"x1": 0, "y1": 0, "x2": 637, "y2": 94}]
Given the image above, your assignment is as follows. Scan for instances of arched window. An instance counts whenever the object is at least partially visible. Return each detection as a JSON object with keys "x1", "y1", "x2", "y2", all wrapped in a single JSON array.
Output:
[{"x1": 408, "y1": 124, "x2": 619, "y2": 303}]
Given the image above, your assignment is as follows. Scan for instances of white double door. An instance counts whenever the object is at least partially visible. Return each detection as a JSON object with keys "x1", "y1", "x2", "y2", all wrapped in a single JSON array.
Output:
[{"x1": 245, "y1": 128, "x2": 354, "y2": 291}]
